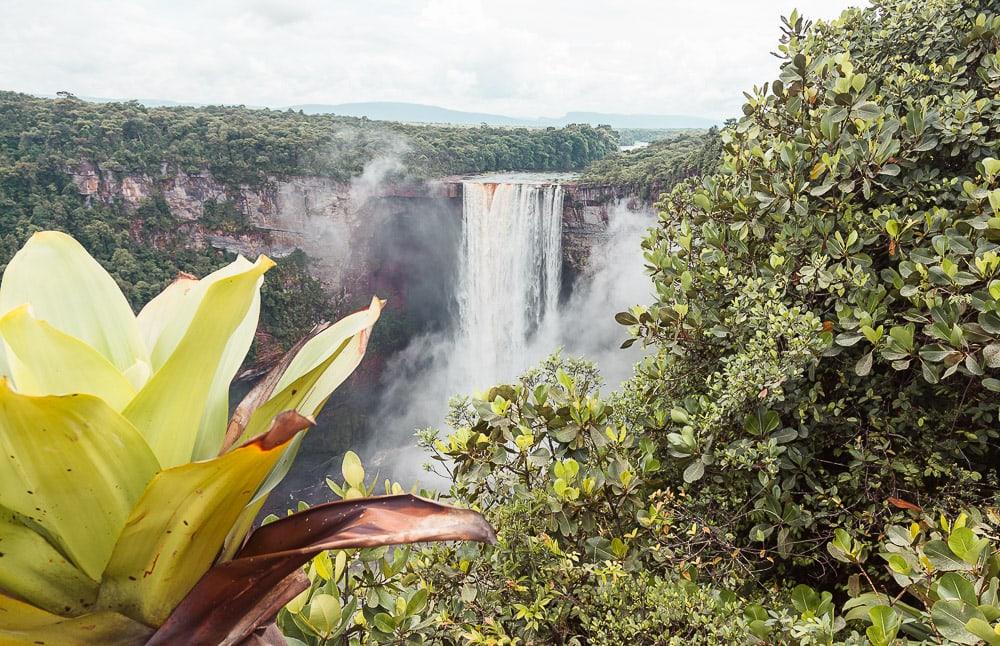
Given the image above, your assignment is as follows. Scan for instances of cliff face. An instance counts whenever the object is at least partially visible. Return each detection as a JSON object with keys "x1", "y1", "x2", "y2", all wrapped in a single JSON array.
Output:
[
  {"x1": 71, "y1": 163, "x2": 378, "y2": 306},
  {"x1": 560, "y1": 183, "x2": 633, "y2": 281},
  {"x1": 69, "y1": 164, "x2": 638, "y2": 306}
]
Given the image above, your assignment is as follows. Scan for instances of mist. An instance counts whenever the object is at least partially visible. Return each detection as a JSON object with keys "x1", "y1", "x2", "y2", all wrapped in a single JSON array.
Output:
[
  {"x1": 362, "y1": 201, "x2": 656, "y2": 487},
  {"x1": 264, "y1": 153, "x2": 656, "y2": 497}
]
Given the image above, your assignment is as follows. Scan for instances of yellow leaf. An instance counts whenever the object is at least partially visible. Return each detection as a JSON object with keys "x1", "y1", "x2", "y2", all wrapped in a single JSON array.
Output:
[
  {"x1": 135, "y1": 274, "x2": 198, "y2": 360},
  {"x1": 0, "y1": 383, "x2": 158, "y2": 580},
  {"x1": 0, "y1": 231, "x2": 149, "y2": 380},
  {"x1": 97, "y1": 411, "x2": 311, "y2": 626},
  {"x1": 137, "y1": 261, "x2": 264, "y2": 460},
  {"x1": 314, "y1": 550, "x2": 333, "y2": 580},
  {"x1": 271, "y1": 297, "x2": 384, "y2": 417},
  {"x1": 122, "y1": 256, "x2": 273, "y2": 467},
  {"x1": 342, "y1": 451, "x2": 365, "y2": 488},
  {"x1": 0, "y1": 306, "x2": 136, "y2": 410},
  {"x1": 219, "y1": 297, "x2": 383, "y2": 559},
  {"x1": 0, "y1": 509, "x2": 98, "y2": 616},
  {"x1": 0, "y1": 593, "x2": 150, "y2": 645}
]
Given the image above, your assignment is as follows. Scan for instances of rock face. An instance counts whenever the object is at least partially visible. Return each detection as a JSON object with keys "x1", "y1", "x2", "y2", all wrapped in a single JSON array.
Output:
[
  {"x1": 560, "y1": 183, "x2": 636, "y2": 282},
  {"x1": 70, "y1": 163, "x2": 375, "y2": 305},
  {"x1": 68, "y1": 164, "x2": 636, "y2": 306}
]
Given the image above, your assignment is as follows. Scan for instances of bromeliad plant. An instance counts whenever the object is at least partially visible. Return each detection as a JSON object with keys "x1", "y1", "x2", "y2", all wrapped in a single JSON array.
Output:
[{"x1": 0, "y1": 232, "x2": 494, "y2": 646}]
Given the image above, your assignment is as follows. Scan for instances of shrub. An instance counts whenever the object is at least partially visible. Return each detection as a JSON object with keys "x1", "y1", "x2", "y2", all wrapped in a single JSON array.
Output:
[{"x1": 622, "y1": 0, "x2": 1000, "y2": 581}]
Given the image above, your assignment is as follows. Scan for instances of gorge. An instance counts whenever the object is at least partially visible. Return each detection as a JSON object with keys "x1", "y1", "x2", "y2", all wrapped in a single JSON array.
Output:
[{"x1": 68, "y1": 159, "x2": 651, "y2": 499}]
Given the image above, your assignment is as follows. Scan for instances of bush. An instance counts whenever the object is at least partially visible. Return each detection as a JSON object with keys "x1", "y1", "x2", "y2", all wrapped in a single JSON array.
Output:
[
  {"x1": 288, "y1": 355, "x2": 764, "y2": 644},
  {"x1": 623, "y1": 0, "x2": 1000, "y2": 582}
]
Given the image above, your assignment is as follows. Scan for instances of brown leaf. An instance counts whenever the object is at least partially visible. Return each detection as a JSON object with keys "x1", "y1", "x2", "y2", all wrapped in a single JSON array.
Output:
[
  {"x1": 887, "y1": 497, "x2": 921, "y2": 511},
  {"x1": 148, "y1": 495, "x2": 495, "y2": 646}
]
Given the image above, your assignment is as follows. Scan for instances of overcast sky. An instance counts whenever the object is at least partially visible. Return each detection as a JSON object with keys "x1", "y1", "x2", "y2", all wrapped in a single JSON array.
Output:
[{"x1": 2, "y1": 0, "x2": 862, "y2": 120}]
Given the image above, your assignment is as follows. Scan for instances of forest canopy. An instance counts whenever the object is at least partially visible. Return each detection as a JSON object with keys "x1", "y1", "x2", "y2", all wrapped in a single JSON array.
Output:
[
  {"x1": 0, "y1": 91, "x2": 617, "y2": 186},
  {"x1": 580, "y1": 128, "x2": 724, "y2": 198}
]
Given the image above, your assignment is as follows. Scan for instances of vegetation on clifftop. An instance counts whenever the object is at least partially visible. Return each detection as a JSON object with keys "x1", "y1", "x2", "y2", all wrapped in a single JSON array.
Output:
[
  {"x1": 1, "y1": 92, "x2": 617, "y2": 186},
  {"x1": 580, "y1": 128, "x2": 724, "y2": 198}
]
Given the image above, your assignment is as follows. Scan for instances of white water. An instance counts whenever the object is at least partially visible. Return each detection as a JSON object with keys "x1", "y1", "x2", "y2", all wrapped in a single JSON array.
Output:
[
  {"x1": 456, "y1": 180, "x2": 564, "y2": 387},
  {"x1": 368, "y1": 180, "x2": 657, "y2": 486}
]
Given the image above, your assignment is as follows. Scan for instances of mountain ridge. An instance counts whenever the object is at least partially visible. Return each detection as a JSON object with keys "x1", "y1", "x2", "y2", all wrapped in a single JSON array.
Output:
[{"x1": 289, "y1": 101, "x2": 719, "y2": 128}]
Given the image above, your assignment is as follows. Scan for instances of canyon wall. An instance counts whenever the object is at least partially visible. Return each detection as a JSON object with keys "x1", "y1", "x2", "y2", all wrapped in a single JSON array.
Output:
[{"x1": 70, "y1": 163, "x2": 635, "y2": 306}]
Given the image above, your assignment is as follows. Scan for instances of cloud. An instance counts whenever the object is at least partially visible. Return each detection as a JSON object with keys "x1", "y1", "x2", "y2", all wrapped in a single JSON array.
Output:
[{"x1": 1, "y1": 0, "x2": 863, "y2": 119}]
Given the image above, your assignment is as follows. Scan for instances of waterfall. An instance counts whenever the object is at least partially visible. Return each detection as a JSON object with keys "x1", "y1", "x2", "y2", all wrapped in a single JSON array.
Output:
[{"x1": 456, "y1": 180, "x2": 564, "y2": 387}]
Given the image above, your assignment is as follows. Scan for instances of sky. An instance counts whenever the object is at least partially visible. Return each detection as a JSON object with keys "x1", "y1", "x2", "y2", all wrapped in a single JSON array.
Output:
[{"x1": 2, "y1": 0, "x2": 862, "y2": 121}]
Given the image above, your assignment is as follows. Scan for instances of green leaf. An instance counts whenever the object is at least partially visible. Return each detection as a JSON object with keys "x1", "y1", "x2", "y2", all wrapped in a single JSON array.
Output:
[
  {"x1": 307, "y1": 594, "x2": 342, "y2": 636},
  {"x1": 949, "y1": 526, "x2": 989, "y2": 565},
  {"x1": 966, "y1": 618, "x2": 1000, "y2": 646},
  {"x1": 405, "y1": 588, "x2": 429, "y2": 616},
  {"x1": 866, "y1": 605, "x2": 900, "y2": 646},
  {"x1": 790, "y1": 584, "x2": 821, "y2": 616},
  {"x1": 924, "y1": 540, "x2": 974, "y2": 571},
  {"x1": 0, "y1": 383, "x2": 158, "y2": 581},
  {"x1": 861, "y1": 325, "x2": 884, "y2": 344},
  {"x1": 0, "y1": 231, "x2": 149, "y2": 384},
  {"x1": 984, "y1": 343, "x2": 1000, "y2": 369},
  {"x1": 931, "y1": 599, "x2": 985, "y2": 644},
  {"x1": 828, "y1": 528, "x2": 856, "y2": 563},
  {"x1": 886, "y1": 553, "x2": 911, "y2": 574},
  {"x1": 373, "y1": 612, "x2": 396, "y2": 634},
  {"x1": 938, "y1": 572, "x2": 978, "y2": 605},
  {"x1": 745, "y1": 409, "x2": 780, "y2": 436},
  {"x1": 855, "y1": 351, "x2": 874, "y2": 376},
  {"x1": 614, "y1": 311, "x2": 639, "y2": 325},
  {"x1": 682, "y1": 459, "x2": 705, "y2": 483},
  {"x1": 285, "y1": 587, "x2": 310, "y2": 615}
]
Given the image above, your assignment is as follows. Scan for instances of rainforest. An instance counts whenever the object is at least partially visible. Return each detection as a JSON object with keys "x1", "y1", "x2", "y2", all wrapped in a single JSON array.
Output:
[{"x1": 1, "y1": 0, "x2": 999, "y2": 644}]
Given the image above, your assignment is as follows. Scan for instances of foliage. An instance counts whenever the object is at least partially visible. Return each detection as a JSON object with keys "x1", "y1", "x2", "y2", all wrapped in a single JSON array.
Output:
[
  {"x1": 580, "y1": 128, "x2": 724, "y2": 198},
  {"x1": 287, "y1": 355, "x2": 758, "y2": 644},
  {"x1": 621, "y1": 0, "x2": 1000, "y2": 586},
  {"x1": 0, "y1": 232, "x2": 493, "y2": 644},
  {"x1": 0, "y1": 92, "x2": 617, "y2": 186},
  {"x1": 280, "y1": 0, "x2": 1000, "y2": 642},
  {"x1": 614, "y1": 128, "x2": 704, "y2": 146},
  {"x1": 832, "y1": 509, "x2": 1000, "y2": 645},
  {"x1": 274, "y1": 453, "x2": 442, "y2": 645},
  {"x1": 740, "y1": 509, "x2": 1000, "y2": 645}
]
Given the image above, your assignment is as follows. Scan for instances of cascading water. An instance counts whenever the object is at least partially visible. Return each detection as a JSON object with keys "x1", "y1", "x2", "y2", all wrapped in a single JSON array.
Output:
[{"x1": 456, "y1": 180, "x2": 564, "y2": 387}]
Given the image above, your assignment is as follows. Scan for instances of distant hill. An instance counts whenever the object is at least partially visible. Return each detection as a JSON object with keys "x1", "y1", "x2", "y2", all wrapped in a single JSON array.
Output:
[
  {"x1": 42, "y1": 94, "x2": 719, "y2": 129},
  {"x1": 288, "y1": 101, "x2": 719, "y2": 129}
]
